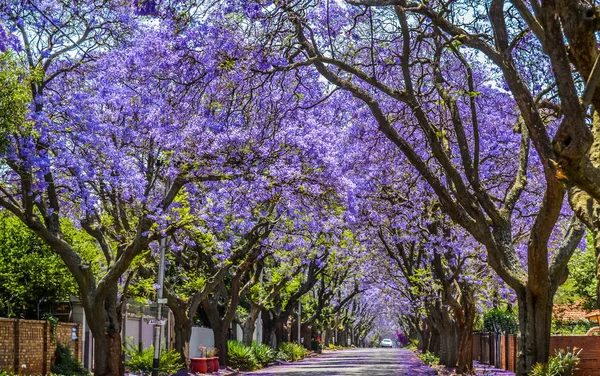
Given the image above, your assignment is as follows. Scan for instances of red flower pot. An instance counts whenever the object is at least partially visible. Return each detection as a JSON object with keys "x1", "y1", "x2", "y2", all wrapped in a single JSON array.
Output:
[
  {"x1": 212, "y1": 357, "x2": 220, "y2": 372},
  {"x1": 190, "y1": 357, "x2": 208, "y2": 373},
  {"x1": 206, "y1": 357, "x2": 214, "y2": 373}
]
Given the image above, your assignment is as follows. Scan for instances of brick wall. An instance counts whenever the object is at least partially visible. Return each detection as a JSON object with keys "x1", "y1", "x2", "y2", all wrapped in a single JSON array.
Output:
[
  {"x1": 474, "y1": 333, "x2": 600, "y2": 375},
  {"x1": 506, "y1": 334, "x2": 517, "y2": 372},
  {"x1": 0, "y1": 318, "x2": 81, "y2": 375},
  {"x1": 550, "y1": 336, "x2": 600, "y2": 376}
]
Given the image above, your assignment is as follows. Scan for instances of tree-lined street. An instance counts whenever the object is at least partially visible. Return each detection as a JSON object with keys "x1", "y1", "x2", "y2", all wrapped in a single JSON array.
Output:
[
  {"x1": 244, "y1": 349, "x2": 437, "y2": 376},
  {"x1": 1, "y1": 0, "x2": 600, "y2": 375}
]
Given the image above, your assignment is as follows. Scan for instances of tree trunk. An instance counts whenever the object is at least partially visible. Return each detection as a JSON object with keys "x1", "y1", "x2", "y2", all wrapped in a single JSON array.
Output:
[
  {"x1": 516, "y1": 287, "x2": 552, "y2": 376},
  {"x1": 88, "y1": 321, "x2": 123, "y2": 376},
  {"x1": 86, "y1": 289, "x2": 123, "y2": 376},
  {"x1": 241, "y1": 322, "x2": 255, "y2": 347},
  {"x1": 456, "y1": 324, "x2": 474, "y2": 375},
  {"x1": 212, "y1": 323, "x2": 228, "y2": 368},
  {"x1": 172, "y1": 316, "x2": 193, "y2": 366},
  {"x1": 242, "y1": 306, "x2": 261, "y2": 346},
  {"x1": 437, "y1": 318, "x2": 458, "y2": 367},
  {"x1": 90, "y1": 330, "x2": 122, "y2": 376},
  {"x1": 455, "y1": 302, "x2": 476, "y2": 374},
  {"x1": 429, "y1": 326, "x2": 440, "y2": 355},
  {"x1": 594, "y1": 230, "x2": 600, "y2": 310},
  {"x1": 261, "y1": 309, "x2": 276, "y2": 347},
  {"x1": 274, "y1": 316, "x2": 288, "y2": 346}
]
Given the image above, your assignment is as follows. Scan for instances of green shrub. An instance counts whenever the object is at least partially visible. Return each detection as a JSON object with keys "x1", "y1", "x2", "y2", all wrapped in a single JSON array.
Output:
[
  {"x1": 418, "y1": 351, "x2": 440, "y2": 366},
  {"x1": 251, "y1": 341, "x2": 276, "y2": 367},
  {"x1": 123, "y1": 344, "x2": 183, "y2": 374},
  {"x1": 552, "y1": 319, "x2": 596, "y2": 335},
  {"x1": 406, "y1": 339, "x2": 419, "y2": 352},
  {"x1": 483, "y1": 307, "x2": 518, "y2": 334},
  {"x1": 277, "y1": 342, "x2": 308, "y2": 362},
  {"x1": 51, "y1": 343, "x2": 90, "y2": 376},
  {"x1": 530, "y1": 347, "x2": 582, "y2": 376},
  {"x1": 227, "y1": 340, "x2": 259, "y2": 371}
]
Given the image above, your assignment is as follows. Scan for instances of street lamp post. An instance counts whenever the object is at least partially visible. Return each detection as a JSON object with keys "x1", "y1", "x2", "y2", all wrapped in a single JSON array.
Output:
[
  {"x1": 152, "y1": 179, "x2": 169, "y2": 376},
  {"x1": 151, "y1": 235, "x2": 166, "y2": 376},
  {"x1": 297, "y1": 301, "x2": 302, "y2": 345}
]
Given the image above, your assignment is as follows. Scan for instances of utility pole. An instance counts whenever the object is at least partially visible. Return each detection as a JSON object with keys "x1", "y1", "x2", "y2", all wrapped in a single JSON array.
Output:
[
  {"x1": 256, "y1": 270, "x2": 263, "y2": 343},
  {"x1": 152, "y1": 180, "x2": 169, "y2": 376},
  {"x1": 297, "y1": 301, "x2": 302, "y2": 345}
]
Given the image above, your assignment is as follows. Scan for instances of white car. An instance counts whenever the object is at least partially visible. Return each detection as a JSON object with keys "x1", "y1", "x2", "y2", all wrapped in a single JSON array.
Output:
[{"x1": 380, "y1": 338, "x2": 393, "y2": 348}]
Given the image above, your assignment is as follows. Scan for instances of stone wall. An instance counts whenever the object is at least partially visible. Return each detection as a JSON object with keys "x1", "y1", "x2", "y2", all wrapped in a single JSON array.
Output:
[{"x1": 0, "y1": 318, "x2": 81, "y2": 375}]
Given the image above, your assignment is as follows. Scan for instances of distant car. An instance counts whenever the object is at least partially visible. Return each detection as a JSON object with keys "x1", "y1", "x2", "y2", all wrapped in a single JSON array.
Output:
[{"x1": 380, "y1": 338, "x2": 393, "y2": 348}]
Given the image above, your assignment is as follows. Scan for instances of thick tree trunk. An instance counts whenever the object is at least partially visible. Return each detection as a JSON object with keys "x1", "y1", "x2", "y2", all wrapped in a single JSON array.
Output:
[
  {"x1": 84, "y1": 287, "x2": 124, "y2": 376},
  {"x1": 437, "y1": 318, "x2": 458, "y2": 367},
  {"x1": 172, "y1": 316, "x2": 193, "y2": 366},
  {"x1": 429, "y1": 306, "x2": 457, "y2": 365},
  {"x1": 274, "y1": 316, "x2": 288, "y2": 346},
  {"x1": 594, "y1": 230, "x2": 600, "y2": 310},
  {"x1": 212, "y1": 324, "x2": 228, "y2": 368},
  {"x1": 242, "y1": 306, "x2": 261, "y2": 346},
  {"x1": 516, "y1": 287, "x2": 552, "y2": 376},
  {"x1": 455, "y1": 303, "x2": 476, "y2": 374},
  {"x1": 429, "y1": 327, "x2": 440, "y2": 354},
  {"x1": 241, "y1": 322, "x2": 255, "y2": 347},
  {"x1": 87, "y1": 305, "x2": 123, "y2": 375},
  {"x1": 91, "y1": 330, "x2": 123, "y2": 376},
  {"x1": 261, "y1": 309, "x2": 276, "y2": 347},
  {"x1": 455, "y1": 325, "x2": 474, "y2": 375}
]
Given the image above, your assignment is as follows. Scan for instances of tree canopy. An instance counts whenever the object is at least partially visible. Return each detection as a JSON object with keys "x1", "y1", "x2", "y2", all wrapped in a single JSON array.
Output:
[{"x1": 1, "y1": 1, "x2": 600, "y2": 375}]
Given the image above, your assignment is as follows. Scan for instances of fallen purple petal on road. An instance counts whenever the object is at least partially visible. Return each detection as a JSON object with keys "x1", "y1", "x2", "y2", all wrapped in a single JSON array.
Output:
[{"x1": 242, "y1": 348, "x2": 437, "y2": 375}]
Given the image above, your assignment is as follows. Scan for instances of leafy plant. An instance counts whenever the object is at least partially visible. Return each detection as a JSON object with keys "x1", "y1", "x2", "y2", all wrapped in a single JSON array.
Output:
[
  {"x1": 123, "y1": 344, "x2": 183, "y2": 374},
  {"x1": 43, "y1": 314, "x2": 59, "y2": 343},
  {"x1": 51, "y1": 343, "x2": 90, "y2": 376},
  {"x1": 0, "y1": 214, "x2": 80, "y2": 319},
  {"x1": 277, "y1": 342, "x2": 307, "y2": 362},
  {"x1": 554, "y1": 233, "x2": 597, "y2": 310},
  {"x1": 418, "y1": 351, "x2": 440, "y2": 366},
  {"x1": 206, "y1": 347, "x2": 218, "y2": 358},
  {"x1": 530, "y1": 347, "x2": 582, "y2": 376},
  {"x1": 227, "y1": 340, "x2": 259, "y2": 371},
  {"x1": 251, "y1": 341, "x2": 276, "y2": 367},
  {"x1": 406, "y1": 339, "x2": 419, "y2": 352},
  {"x1": 483, "y1": 307, "x2": 518, "y2": 334},
  {"x1": 552, "y1": 319, "x2": 596, "y2": 335}
]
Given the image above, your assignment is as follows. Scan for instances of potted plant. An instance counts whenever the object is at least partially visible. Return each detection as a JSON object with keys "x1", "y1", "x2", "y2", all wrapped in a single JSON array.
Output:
[
  {"x1": 190, "y1": 345, "x2": 208, "y2": 373},
  {"x1": 207, "y1": 347, "x2": 219, "y2": 372}
]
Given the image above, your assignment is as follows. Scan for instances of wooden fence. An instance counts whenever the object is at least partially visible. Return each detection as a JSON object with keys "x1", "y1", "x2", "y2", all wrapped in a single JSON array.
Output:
[
  {"x1": 472, "y1": 332, "x2": 517, "y2": 372},
  {"x1": 473, "y1": 333, "x2": 600, "y2": 376}
]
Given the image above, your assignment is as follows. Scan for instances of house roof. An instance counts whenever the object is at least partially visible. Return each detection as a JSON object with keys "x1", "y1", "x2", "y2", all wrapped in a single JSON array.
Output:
[
  {"x1": 553, "y1": 303, "x2": 592, "y2": 321},
  {"x1": 584, "y1": 310, "x2": 600, "y2": 320}
]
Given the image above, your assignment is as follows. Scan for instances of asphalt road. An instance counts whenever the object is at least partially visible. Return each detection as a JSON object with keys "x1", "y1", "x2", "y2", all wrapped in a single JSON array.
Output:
[{"x1": 242, "y1": 348, "x2": 438, "y2": 376}]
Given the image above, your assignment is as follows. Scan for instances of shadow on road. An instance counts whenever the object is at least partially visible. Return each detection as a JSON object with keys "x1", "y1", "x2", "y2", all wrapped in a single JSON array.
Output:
[{"x1": 242, "y1": 348, "x2": 437, "y2": 376}]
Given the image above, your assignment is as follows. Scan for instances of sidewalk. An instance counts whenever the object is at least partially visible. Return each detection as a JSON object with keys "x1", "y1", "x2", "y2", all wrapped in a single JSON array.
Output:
[
  {"x1": 473, "y1": 361, "x2": 516, "y2": 376},
  {"x1": 434, "y1": 361, "x2": 516, "y2": 376}
]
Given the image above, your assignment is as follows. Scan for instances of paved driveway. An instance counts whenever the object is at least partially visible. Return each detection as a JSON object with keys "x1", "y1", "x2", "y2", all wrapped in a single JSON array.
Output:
[{"x1": 242, "y1": 348, "x2": 437, "y2": 376}]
